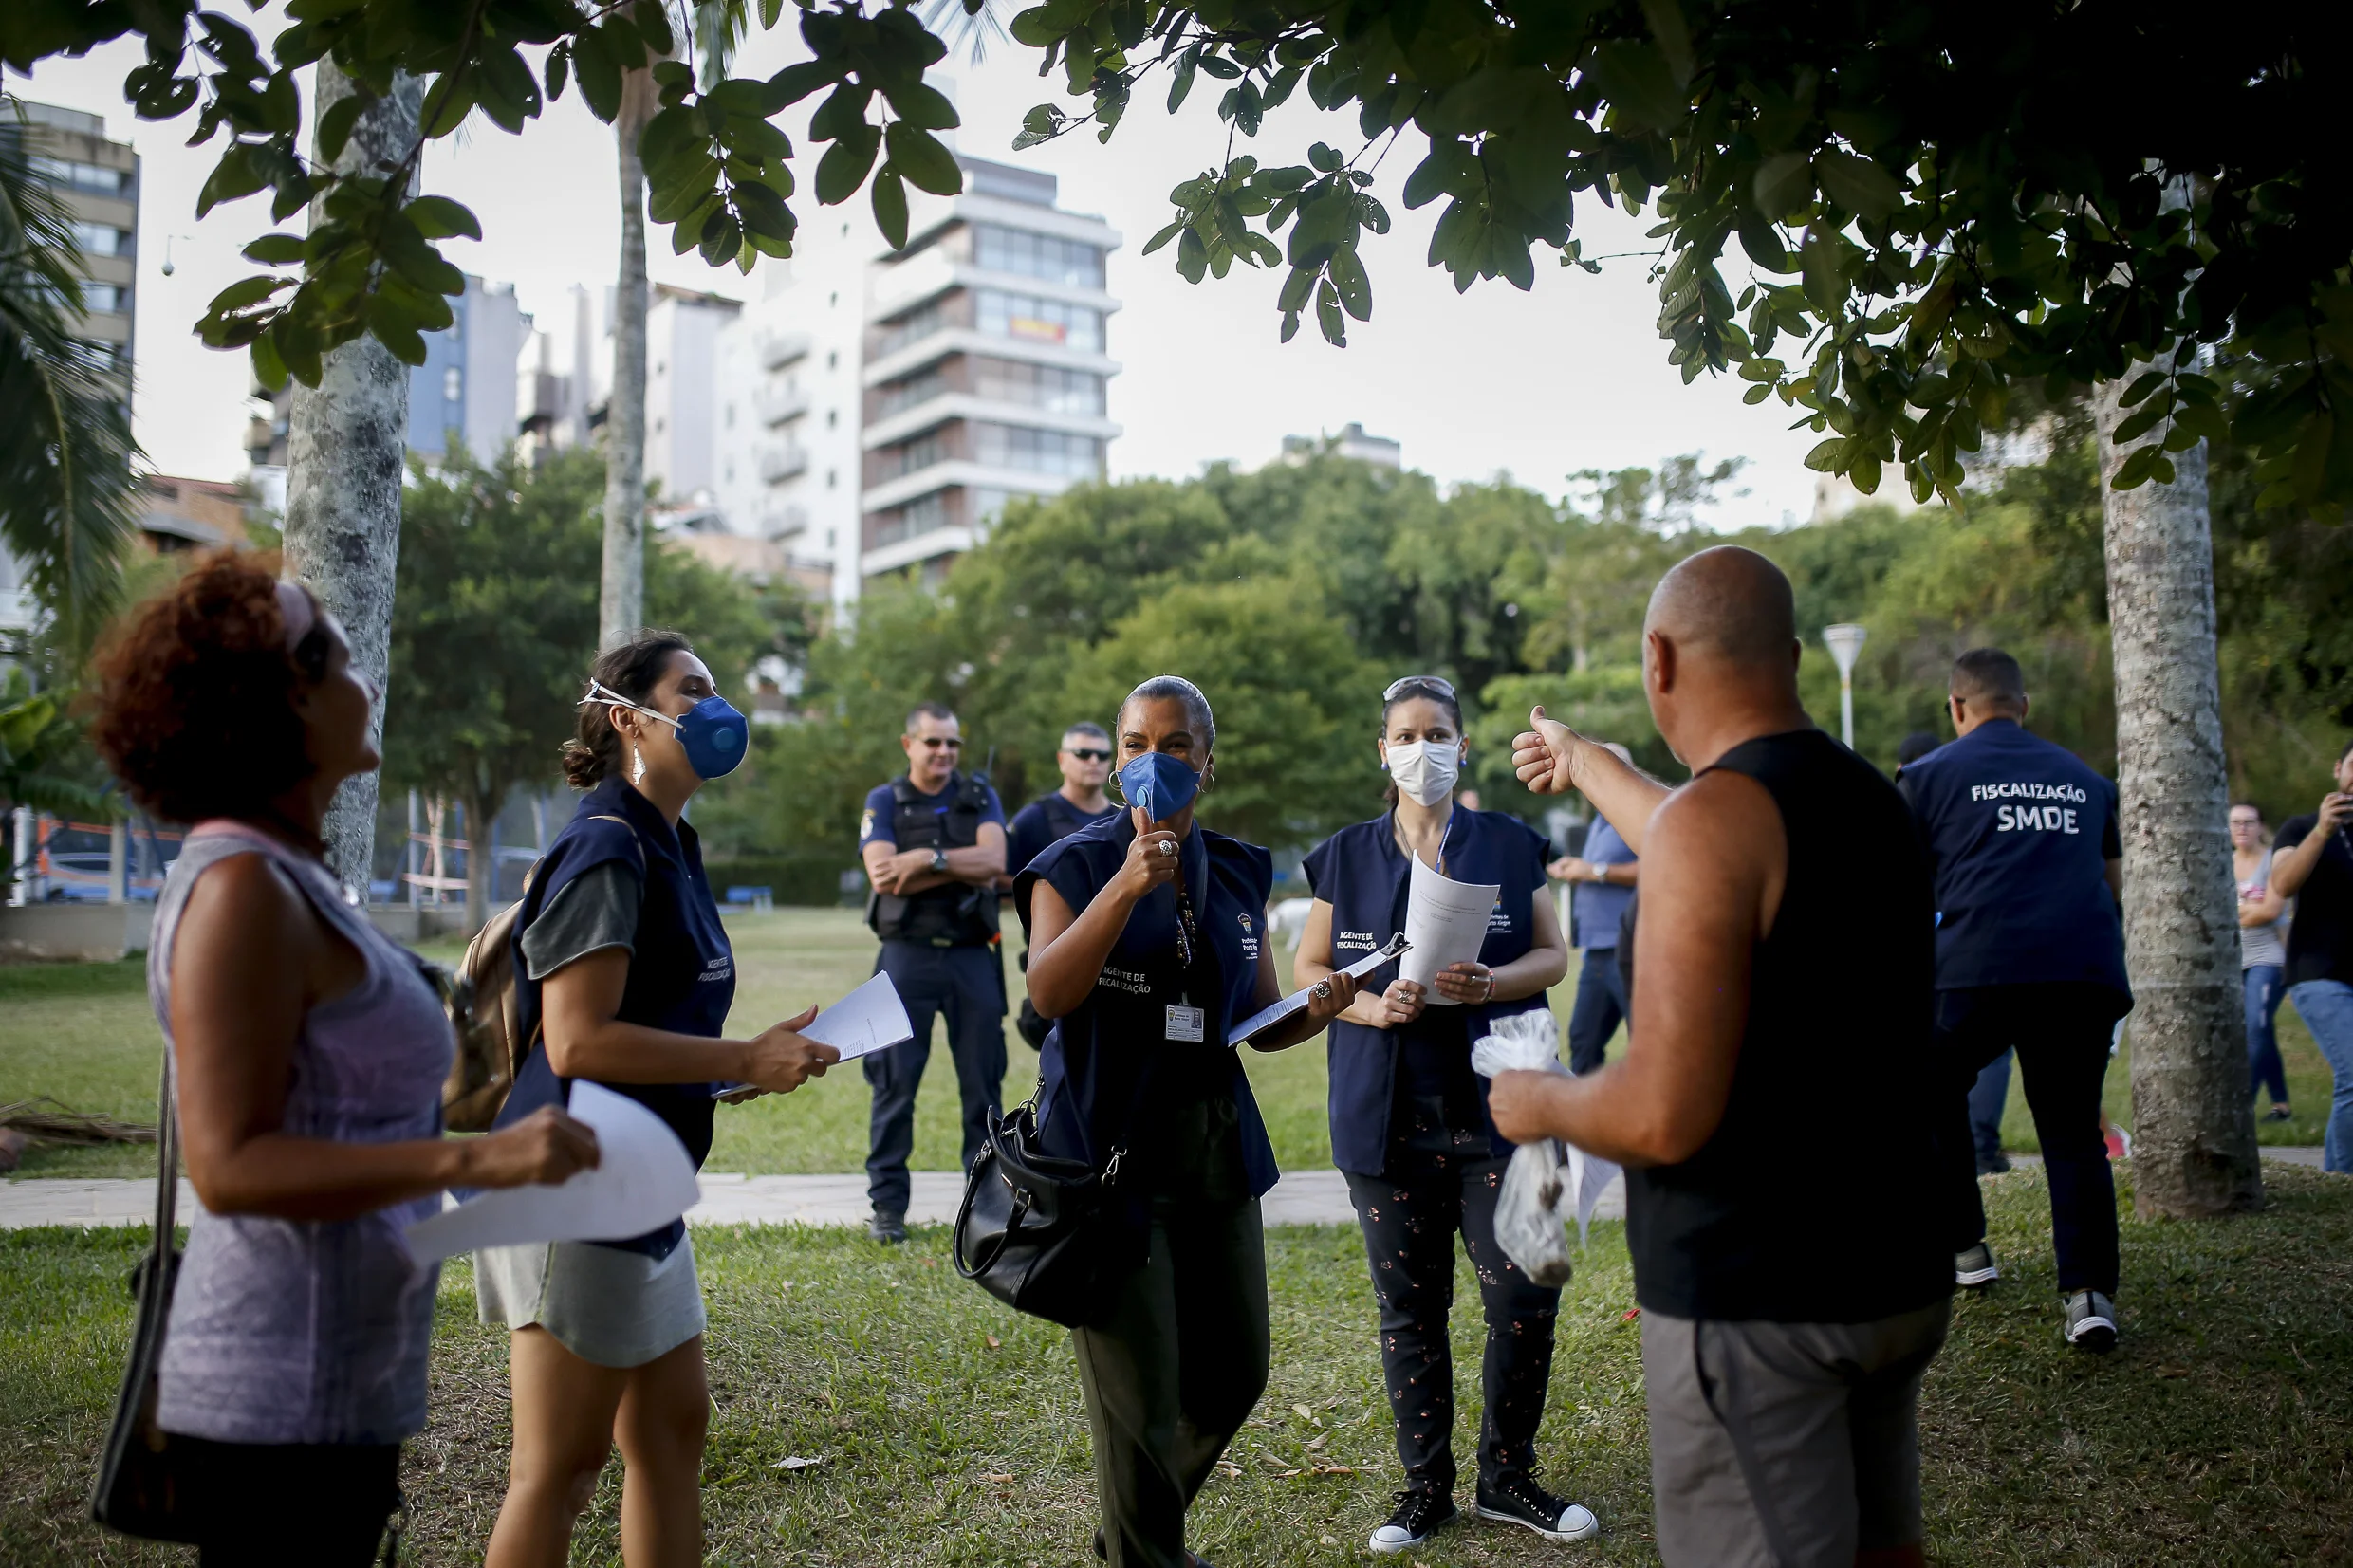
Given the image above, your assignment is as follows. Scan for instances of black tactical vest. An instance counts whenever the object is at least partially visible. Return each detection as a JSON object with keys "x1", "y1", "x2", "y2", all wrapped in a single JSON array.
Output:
[{"x1": 866, "y1": 771, "x2": 1001, "y2": 947}]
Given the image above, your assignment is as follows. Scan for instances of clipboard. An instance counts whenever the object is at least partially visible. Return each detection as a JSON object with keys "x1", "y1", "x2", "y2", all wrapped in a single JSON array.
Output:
[{"x1": 1227, "y1": 934, "x2": 1410, "y2": 1049}]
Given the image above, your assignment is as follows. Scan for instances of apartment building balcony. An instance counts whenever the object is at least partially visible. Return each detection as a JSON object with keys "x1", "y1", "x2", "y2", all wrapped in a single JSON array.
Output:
[
  {"x1": 760, "y1": 503, "x2": 811, "y2": 540},
  {"x1": 756, "y1": 384, "x2": 810, "y2": 427},
  {"x1": 758, "y1": 442, "x2": 809, "y2": 483},
  {"x1": 759, "y1": 330, "x2": 812, "y2": 371},
  {"x1": 864, "y1": 394, "x2": 1120, "y2": 452}
]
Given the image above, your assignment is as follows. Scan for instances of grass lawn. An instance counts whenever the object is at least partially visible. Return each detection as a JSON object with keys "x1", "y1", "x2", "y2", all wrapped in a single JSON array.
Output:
[
  {"x1": 3, "y1": 1163, "x2": 2350, "y2": 1566},
  {"x1": 2, "y1": 908, "x2": 2336, "y2": 1183}
]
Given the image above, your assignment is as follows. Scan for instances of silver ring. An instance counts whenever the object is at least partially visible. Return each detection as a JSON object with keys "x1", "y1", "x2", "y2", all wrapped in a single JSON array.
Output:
[
  {"x1": 1162, "y1": 840, "x2": 1176, "y2": 857},
  {"x1": 1313, "y1": 981, "x2": 1331, "y2": 999}
]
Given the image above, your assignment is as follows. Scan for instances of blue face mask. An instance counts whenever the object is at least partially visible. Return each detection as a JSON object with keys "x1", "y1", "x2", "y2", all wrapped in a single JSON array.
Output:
[
  {"x1": 1117, "y1": 749, "x2": 1200, "y2": 821},
  {"x1": 584, "y1": 681, "x2": 750, "y2": 781}
]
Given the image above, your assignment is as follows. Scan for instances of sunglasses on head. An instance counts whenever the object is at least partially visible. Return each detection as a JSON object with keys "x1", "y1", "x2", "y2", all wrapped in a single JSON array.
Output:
[
  {"x1": 1384, "y1": 674, "x2": 1457, "y2": 702},
  {"x1": 917, "y1": 736, "x2": 962, "y2": 749},
  {"x1": 1065, "y1": 747, "x2": 1112, "y2": 762}
]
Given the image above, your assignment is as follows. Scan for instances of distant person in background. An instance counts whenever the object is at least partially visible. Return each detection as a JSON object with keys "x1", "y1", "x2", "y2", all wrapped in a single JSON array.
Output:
[
  {"x1": 1548, "y1": 743, "x2": 1640, "y2": 1076},
  {"x1": 2265, "y1": 741, "x2": 2353, "y2": 1171},
  {"x1": 1896, "y1": 729, "x2": 2010, "y2": 1175},
  {"x1": 1008, "y1": 722, "x2": 1120, "y2": 1050},
  {"x1": 1899, "y1": 648, "x2": 2129, "y2": 1353},
  {"x1": 2232, "y1": 803, "x2": 2293, "y2": 1122}
]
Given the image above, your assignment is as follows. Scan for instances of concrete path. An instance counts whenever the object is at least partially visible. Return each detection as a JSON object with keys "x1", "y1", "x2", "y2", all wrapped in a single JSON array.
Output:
[
  {"x1": 8, "y1": 1148, "x2": 2331, "y2": 1233},
  {"x1": 0, "y1": 1166, "x2": 1624, "y2": 1232}
]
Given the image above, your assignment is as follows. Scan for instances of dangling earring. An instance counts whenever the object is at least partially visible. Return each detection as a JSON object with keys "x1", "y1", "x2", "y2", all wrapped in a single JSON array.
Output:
[{"x1": 632, "y1": 747, "x2": 647, "y2": 784}]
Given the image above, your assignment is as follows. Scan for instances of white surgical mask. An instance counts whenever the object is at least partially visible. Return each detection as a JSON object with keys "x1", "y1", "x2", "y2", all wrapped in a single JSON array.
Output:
[{"x1": 1385, "y1": 740, "x2": 1461, "y2": 807}]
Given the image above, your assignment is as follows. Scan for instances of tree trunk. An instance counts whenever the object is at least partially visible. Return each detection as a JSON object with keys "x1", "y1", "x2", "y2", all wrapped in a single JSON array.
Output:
[
  {"x1": 282, "y1": 65, "x2": 421, "y2": 893},
  {"x1": 600, "y1": 71, "x2": 658, "y2": 649},
  {"x1": 461, "y1": 784, "x2": 491, "y2": 937},
  {"x1": 2096, "y1": 370, "x2": 2263, "y2": 1220}
]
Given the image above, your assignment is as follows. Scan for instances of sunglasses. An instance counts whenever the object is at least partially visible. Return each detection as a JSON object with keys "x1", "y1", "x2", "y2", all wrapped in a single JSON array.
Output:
[
  {"x1": 1065, "y1": 747, "x2": 1112, "y2": 762},
  {"x1": 1384, "y1": 674, "x2": 1457, "y2": 702},
  {"x1": 916, "y1": 736, "x2": 962, "y2": 749}
]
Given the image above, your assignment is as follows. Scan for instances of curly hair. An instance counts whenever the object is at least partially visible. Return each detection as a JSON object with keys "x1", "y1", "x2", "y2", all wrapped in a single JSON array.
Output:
[
  {"x1": 90, "y1": 552, "x2": 332, "y2": 825},
  {"x1": 562, "y1": 630, "x2": 695, "y2": 789}
]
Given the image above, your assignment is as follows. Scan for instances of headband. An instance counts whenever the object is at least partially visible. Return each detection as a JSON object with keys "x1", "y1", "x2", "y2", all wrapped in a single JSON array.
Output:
[{"x1": 275, "y1": 580, "x2": 316, "y2": 653}]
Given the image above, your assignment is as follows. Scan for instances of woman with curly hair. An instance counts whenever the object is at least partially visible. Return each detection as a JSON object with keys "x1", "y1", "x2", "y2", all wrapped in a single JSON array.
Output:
[{"x1": 90, "y1": 552, "x2": 600, "y2": 1565}]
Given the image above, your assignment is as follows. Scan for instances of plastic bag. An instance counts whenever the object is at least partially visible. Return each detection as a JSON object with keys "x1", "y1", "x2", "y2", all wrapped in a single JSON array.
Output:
[{"x1": 1473, "y1": 1009, "x2": 1622, "y2": 1283}]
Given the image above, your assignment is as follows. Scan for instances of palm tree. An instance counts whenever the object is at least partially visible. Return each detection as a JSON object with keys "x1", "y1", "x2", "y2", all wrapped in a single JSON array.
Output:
[{"x1": 0, "y1": 101, "x2": 139, "y2": 662}]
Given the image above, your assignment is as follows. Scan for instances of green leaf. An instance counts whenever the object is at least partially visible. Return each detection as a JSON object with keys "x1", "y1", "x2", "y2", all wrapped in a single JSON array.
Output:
[
  {"x1": 207, "y1": 274, "x2": 293, "y2": 314},
  {"x1": 632, "y1": 0, "x2": 674, "y2": 57},
  {"x1": 883, "y1": 122, "x2": 962, "y2": 196},
  {"x1": 1315, "y1": 278, "x2": 1345, "y2": 345},
  {"x1": 573, "y1": 26, "x2": 622, "y2": 122},
  {"x1": 1751, "y1": 152, "x2": 1811, "y2": 219},
  {"x1": 1308, "y1": 141, "x2": 1343, "y2": 175},
  {"x1": 1850, "y1": 453, "x2": 1882, "y2": 494},
  {"x1": 1176, "y1": 226, "x2": 1208, "y2": 285},
  {"x1": 545, "y1": 42, "x2": 570, "y2": 103},
  {"x1": 242, "y1": 233, "x2": 306, "y2": 264},
  {"x1": 1327, "y1": 246, "x2": 1371, "y2": 321},
  {"x1": 2110, "y1": 443, "x2": 2163, "y2": 490},
  {"x1": 1815, "y1": 149, "x2": 1899, "y2": 219},
  {"x1": 1736, "y1": 216, "x2": 1788, "y2": 272},
  {"x1": 1804, "y1": 437, "x2": 1850, "y2": 472},
  {"x1": 815, "y1": 127, "x2": 880, "y2": 206},
  {"x1": 195, "y1": 144, "x2": 271, "y2": 217},
  {"x1": 1141, "y1": 219, "x2": 1187, "y2": 256},
  {"x1": 2111, "y1": 396, "x2": 2173, "y2": 447},
  {"x1": 2118, "y1": 369, "x2": 2169, "y2": 409},
  {"x1": 404, "y1": 195, "x2": 482, "y2": 241},
  {"x1": 1168, "y1": 49, "x2": 1198, "y2": 113},
  {"x1": 870, "y1": 167, "x2": 908, "y2": 249},
  {"x1": 884, "y1": 81, "x2": 960, "y2": 132},
  {"x1": 318, "y1": 93, "x2": 366, "y2": 164},
  {"x1": 1586, "y1": 41, "x2": 1684, "y2": 134},
  {"x1": 769, "y1": 61, "x2": 843, "y2": 108}
]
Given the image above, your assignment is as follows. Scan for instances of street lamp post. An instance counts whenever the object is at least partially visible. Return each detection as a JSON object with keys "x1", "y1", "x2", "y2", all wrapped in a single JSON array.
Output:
[{"x1": 1823, "y1": 624, "x2": 1868, "y2": 748}]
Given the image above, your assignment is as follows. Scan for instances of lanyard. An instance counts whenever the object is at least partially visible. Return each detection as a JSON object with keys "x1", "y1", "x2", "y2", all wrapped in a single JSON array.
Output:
[{"x1": 1394, "y1": 805, "x2": 1463, "y2": 879}]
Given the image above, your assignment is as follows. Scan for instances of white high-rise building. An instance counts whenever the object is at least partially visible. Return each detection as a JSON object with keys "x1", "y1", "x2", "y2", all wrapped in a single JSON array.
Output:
[{"x1": 716, "y1": 152, "x2": 1121, "y2": 614}]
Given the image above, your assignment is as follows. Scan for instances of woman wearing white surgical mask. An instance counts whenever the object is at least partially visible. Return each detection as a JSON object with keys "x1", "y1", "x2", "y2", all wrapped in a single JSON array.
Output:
[{"x1": 1292, "y1": 678, "x2": 1586, "y2": 1555}]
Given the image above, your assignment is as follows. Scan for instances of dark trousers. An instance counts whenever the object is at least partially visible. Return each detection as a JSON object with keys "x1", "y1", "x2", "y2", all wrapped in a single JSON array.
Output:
[
  {"x1": 1566, "y1": 946, "x2": 1627, "y2": 1075},
  {"x1": 1071, "y1": 1098, "x2": 1268, "y2": 1568},
  {"x1": 1344, "y1": 1105, "x2": 1562, "y2": 1495},
  {"x1": 1968, "y1": 1048, "x2": 2013, "y2": 1170},
  {"x1": 1936, "y1": 983, "x2": 2127, "y2": 1296},
  {"x1": 172, "y1": 1435, "x2": 401, "y2": 1565},
  {"x1": 866, "y1": 940, "x2": 1007, "y2": 1215}
]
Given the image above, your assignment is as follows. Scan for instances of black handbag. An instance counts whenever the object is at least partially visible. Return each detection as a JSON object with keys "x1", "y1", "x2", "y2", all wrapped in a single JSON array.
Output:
[
  {"x1": 953, "y1": 1098, "x2": 1130, "y2": 1329},
  {"x1": 90, "y1": 1049, "x2": 199, "y2": 1542}
]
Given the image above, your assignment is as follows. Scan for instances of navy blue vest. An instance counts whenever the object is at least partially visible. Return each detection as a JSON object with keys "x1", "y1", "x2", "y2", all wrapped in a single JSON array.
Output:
[
  {"x1": 496, "y1": 775, "x2": 735, "y2": 1258},
  {"x1": 1013, "y1": 812, "x2": 1281, "y2": 1215},
  {"x1": 1301, "y1": 809, "x2": 1552, "y2": 1176}
]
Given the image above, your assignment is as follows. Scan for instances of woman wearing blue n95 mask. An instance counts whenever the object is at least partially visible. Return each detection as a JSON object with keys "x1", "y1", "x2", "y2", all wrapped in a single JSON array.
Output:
[
  {"x1": 477, "y1": 631, "x2": 838, "y2": 1568},
  {"x1": 1019, "y1": 675, "x2": 1359, "y2": 1568},
  {"x1": 1293, "y1": 676, "x2": 1590, "y2": 1555}
]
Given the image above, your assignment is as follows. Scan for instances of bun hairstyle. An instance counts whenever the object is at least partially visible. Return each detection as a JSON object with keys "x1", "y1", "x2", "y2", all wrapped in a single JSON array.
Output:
[
  {"x1": 1117, "y1": 675, "x2": 1215, "y2": 754},
  {"x1": 91, "y1": 551, "x2": 334, "y2": 825},
  {"x1": 1380, "y1": 677, "x2": 1465, "y2": 808},
  {"x1": 562, "y1": 630, "x2": 695, "y2": 789}
]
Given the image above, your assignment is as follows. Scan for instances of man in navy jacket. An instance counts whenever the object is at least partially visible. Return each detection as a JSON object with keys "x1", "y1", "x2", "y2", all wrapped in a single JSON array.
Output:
[{"x1": 1899, "y1": 648, "x2": 2129, "y2": 1354}]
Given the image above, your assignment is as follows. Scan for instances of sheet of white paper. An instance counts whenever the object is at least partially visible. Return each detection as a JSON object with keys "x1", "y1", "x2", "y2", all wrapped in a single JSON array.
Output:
[
  {"x1": 1398, "y1": 856, "x2": 1502, "y2": 1004},
  {"x1": 1561, "y1": 1142, "x2": 1622, "y2": 1248},
  {"x1": 799, "y1": 972, "x2": 915, "y2": 1061},
  {"x1": 401, "y1": 1081, "x2": 701, "y2": 1265},
  {"x1": 1226, "y1": 935, "x2": 1409, "y2": 1048}
]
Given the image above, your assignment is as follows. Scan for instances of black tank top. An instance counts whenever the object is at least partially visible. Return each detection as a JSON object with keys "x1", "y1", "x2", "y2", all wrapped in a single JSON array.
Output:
[{"x1": 1623, "y1": 728, "x2": 1954, "y2": 1323}]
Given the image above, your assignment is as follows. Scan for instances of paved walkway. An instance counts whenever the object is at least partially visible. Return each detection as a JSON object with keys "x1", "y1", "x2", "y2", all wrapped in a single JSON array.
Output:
[
  {"x1": 0, "y1": 1166, "x2": 1623, "y2": 1232},
  {"x1": 6, "y1": 1148, "x2": 2328, "y2": 1233}
]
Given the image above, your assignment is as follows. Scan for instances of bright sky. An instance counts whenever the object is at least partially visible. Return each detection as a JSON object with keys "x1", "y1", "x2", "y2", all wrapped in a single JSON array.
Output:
[{"x1": 9, "y1": 20, "x2": 1822, "y2": 527}]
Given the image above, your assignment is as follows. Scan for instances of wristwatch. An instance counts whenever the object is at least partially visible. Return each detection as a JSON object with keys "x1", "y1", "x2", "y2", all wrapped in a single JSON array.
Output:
[
  {"x1": 929, "y1": 847, "x2": 949, "y2": 874},
  {"x1": 1588, "y1": 862, "x2": 1607, "y2": 883}
]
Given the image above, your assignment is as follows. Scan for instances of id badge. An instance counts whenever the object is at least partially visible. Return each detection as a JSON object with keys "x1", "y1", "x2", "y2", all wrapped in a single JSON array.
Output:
[{"x1": 1164, "y1": 1004, "x2": 1206, "y2": 1043}]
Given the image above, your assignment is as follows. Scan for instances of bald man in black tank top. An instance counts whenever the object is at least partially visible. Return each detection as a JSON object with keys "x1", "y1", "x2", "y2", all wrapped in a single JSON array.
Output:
[{"x1": 1491, "y1": 547, "x2": 1954, "y2": 1568}]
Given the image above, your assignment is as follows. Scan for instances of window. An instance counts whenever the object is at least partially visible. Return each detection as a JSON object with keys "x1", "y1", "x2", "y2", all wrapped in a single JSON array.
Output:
[
  {"x1": 973, "y1": 358, "x2": 1104, "y2": 415},
  {"x1": 873, "y1": 492, "x2": 951, "y2": 548},
  {"x1": 443, "y1": 367, "x2": 463, "y2": 403},
  {"x1": 975, "y1": 290, "x2": 1101, "y2": 353},
  {"x1": 827, "y1": 350, "x2": 839, "y2": 369},
  {"x1": 826, "y1": 468, "x2": 838, "y2": 489},
  {"x1": 34, "y1": 157, "x2": 128, "y2": 195},
  {"x1": 79, "y1": 282, "x2": 130, "y2": 314},
  {"x1": 971, "y1": 422, "x2": 1102, "y2": 478},
  {"x1": 827, "y1": 409, "x2": 839, "y2": 428},
  {"x1": 877, "y1": 429, "x2": 951, "y2": 480},
  {"x1": 70, "y1": 220, "x2": 129, "y2": 257},
  {"x1": 873, "y1": 300, "x2": 945, "y2": 359},
  {"x1": 972, "y1": 225, "x2": 1104, "y2": 289},
  {"x1": 878, "y1": 367, "x2": 946, "y2": 417}
]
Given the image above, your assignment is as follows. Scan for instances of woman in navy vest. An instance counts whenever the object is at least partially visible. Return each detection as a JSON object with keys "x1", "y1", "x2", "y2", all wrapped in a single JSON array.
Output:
[
  {"x1": 1020, "y1": 675, "x2": 1358, "y2": 1568},
  {"x1": 478, "y1": 631, "x2": 840, "y2": 1567},
  {"x1": 1293, "y1": 675, "x2": 1590, "y2": 1554}
]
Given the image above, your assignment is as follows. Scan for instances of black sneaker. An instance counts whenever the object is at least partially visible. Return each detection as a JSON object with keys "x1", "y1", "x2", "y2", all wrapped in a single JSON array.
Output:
[
  {"x1": 1368, "y1": 1489, "x2": 1457, "y2": 1554},
  {"x1": 1975, "y1": 1151, "x2": 2013, "y2": 1175},
  {"x1": 2064, "y1": 1290, "x2": 2118, "y2": 1354},
  {"x1": 1474, "y1": 1473, "x2": 1599, "y2": 1543},
  {"x1": 867, "y1": 1208, "x2": 907, "y2": 1245},
  {"x1": 2264, "y1": 1104, "x2": 2294, "y2": 1122},
  {"x1": 1954, "y1": 1242, "x2": 1999, "y2": 1289}
]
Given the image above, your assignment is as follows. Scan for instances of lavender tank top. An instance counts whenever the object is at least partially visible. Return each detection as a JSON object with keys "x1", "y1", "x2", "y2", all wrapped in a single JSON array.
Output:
[{"x1": 149, "y1": 823, "x2": 453, "y2": 1445}]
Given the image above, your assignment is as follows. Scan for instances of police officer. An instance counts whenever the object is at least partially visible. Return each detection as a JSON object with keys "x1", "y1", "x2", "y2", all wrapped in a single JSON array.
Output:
[
  {"x1": 1548, "y1": 742, "x2": 1639, "y2": 1077},
  {"x1": 1007, "y1": 721, "x2": 1120, "y2": 1049},
  {"x1": 1293, "y1": 676, "x2": 1592, "y2": 1554},
  {"x1": 858, "y1": 700, "x2": 1009, "y2": 1244},
  {"x1": 1899, "y1": 647, "x2": 2130, "y2": 1353}
]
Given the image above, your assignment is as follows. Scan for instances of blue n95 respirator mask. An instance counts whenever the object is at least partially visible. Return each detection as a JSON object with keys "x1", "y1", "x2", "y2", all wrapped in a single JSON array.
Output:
[
  {"x1": 1116, "y1": 750, "x2": 1201, "y2": 821},
  {"x1": 582, "y1": 680, "x2": 750, "y2": 780}
]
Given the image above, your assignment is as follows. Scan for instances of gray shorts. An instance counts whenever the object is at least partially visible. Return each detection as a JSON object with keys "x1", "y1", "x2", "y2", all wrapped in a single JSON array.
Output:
[
  {"x1": 474, "y1": 1235, "x2": 706, "y2": 1369},
  {"x1": 1640, "y1": 1297, "x2": 1951, "y2": 1568}
]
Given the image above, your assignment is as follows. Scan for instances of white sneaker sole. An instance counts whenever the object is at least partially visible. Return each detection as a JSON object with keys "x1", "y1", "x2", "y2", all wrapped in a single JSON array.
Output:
[
  {"x1": 1367, "y1": 1532, "x2": 1429, "y2": 1556},
  {"x1": 1475, "y1": 1503, "x2": 1601, "y2": 1543},
  {"x1": 2066, "y1": 1315, "x2": 2117, "y2": 1351},
  {"x1": 1955, "y1": 1262, "x2": 1999, "y2": 1287}
]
